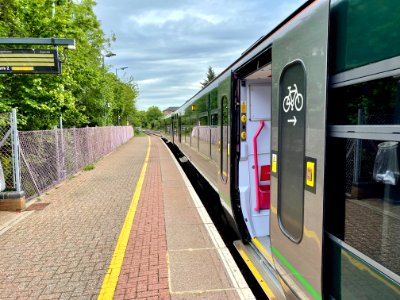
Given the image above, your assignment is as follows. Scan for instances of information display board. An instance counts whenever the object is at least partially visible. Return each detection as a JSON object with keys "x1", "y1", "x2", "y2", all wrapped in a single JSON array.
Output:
[{"x1": 0, "y1": 49, "x2": 61, "y2": 74}]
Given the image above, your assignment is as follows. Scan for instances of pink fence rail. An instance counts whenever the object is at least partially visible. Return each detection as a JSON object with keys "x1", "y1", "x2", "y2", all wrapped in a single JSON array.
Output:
[{"x1": 19, "y1": 126, "x2": 133, "y2": 200}]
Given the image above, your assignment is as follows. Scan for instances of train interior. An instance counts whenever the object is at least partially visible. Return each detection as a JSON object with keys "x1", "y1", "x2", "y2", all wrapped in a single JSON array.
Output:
[{"x1": 238, "y1": 64, "x2": 273, "y2": 256}]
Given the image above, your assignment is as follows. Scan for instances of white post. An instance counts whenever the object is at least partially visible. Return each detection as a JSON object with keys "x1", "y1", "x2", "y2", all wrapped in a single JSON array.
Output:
[
  {"x1": 11, "y1": 109, "x2": 21, "y2": 192},
  {"x1": 60, "y1": 115, "x2": 66, "y2": 179}
]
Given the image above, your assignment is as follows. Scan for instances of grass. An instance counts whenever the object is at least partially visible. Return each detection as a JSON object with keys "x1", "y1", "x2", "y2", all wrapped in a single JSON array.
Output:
[
  {"x1": 134, "y1": 131, "x2": 146, "y2": 137},
  {"x1": 83, "y1": 164, "x2": 95, "y2": 171}
]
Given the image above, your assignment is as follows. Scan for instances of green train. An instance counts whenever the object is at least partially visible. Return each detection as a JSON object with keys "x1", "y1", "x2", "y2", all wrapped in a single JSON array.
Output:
[{"x1": 162, "y1": 0, "x2": 400, "y2": 298}]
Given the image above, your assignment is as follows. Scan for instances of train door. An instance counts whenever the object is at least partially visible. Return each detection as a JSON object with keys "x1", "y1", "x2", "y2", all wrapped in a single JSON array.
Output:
[
  {"x1": 218, "y1": 76, "x2": 232, "y2": 208},
  {"x1": 171, "y1": 115, "x2": 175, "y2": 144},
  {"x1": 270, "y1": 0, "x2": 330, "y2": 299},
  {"x1": 178, "y1": 115, "x2": 182, "y2": 143}
]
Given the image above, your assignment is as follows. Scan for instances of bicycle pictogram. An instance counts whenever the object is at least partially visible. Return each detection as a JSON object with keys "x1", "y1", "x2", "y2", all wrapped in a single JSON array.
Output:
[{"x1": 283, "y1": 84, "x2": 303, "y2": 113}]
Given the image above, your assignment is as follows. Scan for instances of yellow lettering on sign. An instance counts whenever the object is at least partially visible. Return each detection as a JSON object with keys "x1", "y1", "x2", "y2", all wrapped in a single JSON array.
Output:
[{"x1": 306, "y1": 161, "x2": 315, "y2": 187}]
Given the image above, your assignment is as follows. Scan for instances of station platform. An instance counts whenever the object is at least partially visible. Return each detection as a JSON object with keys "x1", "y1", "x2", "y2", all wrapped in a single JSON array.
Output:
[{"x1": 0, "y1": 136, "x2": 254, "y2": 299}]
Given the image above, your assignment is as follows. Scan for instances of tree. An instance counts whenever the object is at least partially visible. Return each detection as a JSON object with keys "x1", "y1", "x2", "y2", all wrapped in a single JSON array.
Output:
[
  {"x1": 200, "y1": 66, "x2": 216, "y2": 88},
  {"x1": 145, "y1": 106, "x2": 163, "y2": 129},
  {"x1": 133, "y1": 110, "x2": 147, "y2": 128},
  {"x1": 0, "y1": 0, "x2": 139, "y2": 130}
]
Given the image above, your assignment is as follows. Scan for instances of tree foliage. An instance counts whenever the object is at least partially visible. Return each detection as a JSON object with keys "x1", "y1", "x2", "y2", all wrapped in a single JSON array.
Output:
[
  {"x1": 132, "y1": 106, "x2": 163, "y2": 130},
  {"x1": 146, "y1": 106, "x2": 163, "y2": 129},
  {"x1": 200, "y1": 66, "x2": 216, "y2": 88},
  {"x1": 0, "y1": 0, "x2": 139, "y2": 130}
]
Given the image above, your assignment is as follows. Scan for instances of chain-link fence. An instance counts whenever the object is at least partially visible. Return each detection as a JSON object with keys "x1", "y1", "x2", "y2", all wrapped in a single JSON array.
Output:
[
  {"x1": 344, "y1": 111, "x2": 392, "y2": 194},
  {"x1": 19, "y1": 125, "x2": 133, "y2": 200}
]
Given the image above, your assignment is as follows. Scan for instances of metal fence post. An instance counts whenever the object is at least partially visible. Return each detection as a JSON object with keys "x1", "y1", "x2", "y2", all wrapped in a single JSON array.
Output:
[
  {"x1": 54, "y1": 125, "x2": 61, "y2": 182},
  {"x1": 86, "y1": 126, "x2": 90, "y2": 165},
  {"x1": 73, "y1": 127, "x2": 78, "y2": 172},
  {"x1": 11, "y1": 109, "x2": 21, "y2": 192},
  {"x1": 60, "y1": 116, "x2": 66, "y2": 180}
]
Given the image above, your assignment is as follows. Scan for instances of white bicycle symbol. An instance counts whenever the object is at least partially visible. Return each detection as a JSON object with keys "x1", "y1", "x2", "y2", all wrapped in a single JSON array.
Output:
[{"x1": 283, "y1": 84, "x2": 303, "y2": 112}]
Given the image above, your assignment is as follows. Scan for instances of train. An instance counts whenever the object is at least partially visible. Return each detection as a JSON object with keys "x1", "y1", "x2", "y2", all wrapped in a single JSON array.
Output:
[{"x1": 161, "y1": 0, "x2": 400, "y2": 299}]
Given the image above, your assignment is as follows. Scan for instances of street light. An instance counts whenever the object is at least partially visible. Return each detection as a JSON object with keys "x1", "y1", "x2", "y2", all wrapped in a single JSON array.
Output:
[
  {"x1": 102, "y1": 52, "x2": 116, "y2": 68},
  {"x1": 115, "y1": 66, "x2": 128, "y2": 78},
  {"x1": 115, "y1": 66, "x2": 128, "y2": 126},
  {"x1": 102, "y1": 52, "x2": 116, "y2": 125}
]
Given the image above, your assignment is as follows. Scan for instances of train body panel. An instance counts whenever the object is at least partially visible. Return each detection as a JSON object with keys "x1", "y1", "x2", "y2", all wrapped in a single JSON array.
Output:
[
  {"x1": 270, "y1": 0, "x2": 329, "y2": 298},
  {"x1": 162, "y1": 0, "x2": 400, "y2": 298}
]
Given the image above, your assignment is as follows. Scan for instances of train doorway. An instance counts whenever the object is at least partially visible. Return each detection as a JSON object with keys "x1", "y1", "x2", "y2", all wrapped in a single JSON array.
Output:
[{"x1": 237, "y1": 65, "x2": 272, "y2": 240}]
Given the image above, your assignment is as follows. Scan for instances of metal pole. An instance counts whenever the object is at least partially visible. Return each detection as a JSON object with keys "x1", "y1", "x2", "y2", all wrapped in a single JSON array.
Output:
[
  {"x1": 60, "y1": 115, "x2": 66, "y2": 179},
  {"x1": 11, "y1": 109, "x2": 21, "y2": 192},
  {"x1": 54, "y1": 125, "x2": 61, "y2": 182},
  {"x1": 73, "y1": 127, "x2": 78, "y2": 172},
  {"x1": 52, "y1": 0, "x2": 55, "y2": 17},
  {"x1": 353, "y1": 109, "x2": 363, "y2": 185}
]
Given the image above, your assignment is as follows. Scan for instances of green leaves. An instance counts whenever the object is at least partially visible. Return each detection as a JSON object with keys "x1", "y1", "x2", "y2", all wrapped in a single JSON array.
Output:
[{"x1": 0, "y1": 0, "x2": 139, "y2": 130}]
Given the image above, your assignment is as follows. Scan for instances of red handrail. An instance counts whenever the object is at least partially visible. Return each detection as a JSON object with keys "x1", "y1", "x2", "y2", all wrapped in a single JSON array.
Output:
[{"x1": 253, "y1": 120, "x2": 264, "y2": 212}]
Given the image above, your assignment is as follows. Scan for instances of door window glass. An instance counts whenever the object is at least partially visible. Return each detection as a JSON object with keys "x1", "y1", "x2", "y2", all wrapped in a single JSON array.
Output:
[
  {"x1": 278, "y1": 61, "x2": 306, "y2": 242},
  {"x1": 221, "y1": 96, "x2": 229, "y2": 181}
]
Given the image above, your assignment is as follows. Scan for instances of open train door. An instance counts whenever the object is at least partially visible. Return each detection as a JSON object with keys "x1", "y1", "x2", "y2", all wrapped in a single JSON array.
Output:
[{"x1": 270, "y1": 0, "x2": 330, "y2": 299}]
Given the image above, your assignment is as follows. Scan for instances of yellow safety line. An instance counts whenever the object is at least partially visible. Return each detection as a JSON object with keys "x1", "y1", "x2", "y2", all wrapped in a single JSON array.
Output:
[
  {"x1": 343, "y1": 251, "x2": 400, "y2": 295},
  {"x1": 98, "y1": 136, "x2": 151, "y2": 300},
  {"x1": 252, "y1": 238, "x2": 274, "y2": 266},
  {"x1": 237, "y1": 248, "x2": 276, "y2": 300}
]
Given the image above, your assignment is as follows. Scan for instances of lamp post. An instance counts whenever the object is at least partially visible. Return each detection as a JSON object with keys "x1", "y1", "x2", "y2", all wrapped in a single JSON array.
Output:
[
  {"x1": 102, "y1": 52, "x2": 116, "y2": 125},
  {"x1": 115, "y1": 66, "x2": 128, "y2": 78},
  {"x1": 102, "y1": 52, "x2": 116, "y2": 69},
  {"x1": 115, "y1": 67, "x2": 128, "y2": 126}
]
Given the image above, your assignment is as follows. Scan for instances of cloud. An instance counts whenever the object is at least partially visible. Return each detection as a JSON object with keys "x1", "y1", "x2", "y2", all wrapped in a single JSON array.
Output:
[{"x1": 94, "y1": 0, "x2": 306, "y2": 111}]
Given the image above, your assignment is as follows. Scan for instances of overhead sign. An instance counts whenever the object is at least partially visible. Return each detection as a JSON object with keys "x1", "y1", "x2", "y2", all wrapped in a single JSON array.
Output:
[{"x1": 0, "y1": 49, "x2": 61, "y2": 74}]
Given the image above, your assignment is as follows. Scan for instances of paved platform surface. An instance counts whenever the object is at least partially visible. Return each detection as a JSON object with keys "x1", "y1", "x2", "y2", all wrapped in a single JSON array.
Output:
[{"x1": 0, "y1": 136, "x2": 253, "y2": 299}]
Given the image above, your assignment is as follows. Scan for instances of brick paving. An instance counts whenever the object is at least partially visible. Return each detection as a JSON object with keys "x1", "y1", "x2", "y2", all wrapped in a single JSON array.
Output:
[
  {"x1": 113, "y1": 137, "x2": 169, "y2": 300},
  {"x1": 0, "y1": 137, "x2": 148, "y2": 299},
  {"x1": 0, "y1": 135, "x2": 250, "y2": 299}
]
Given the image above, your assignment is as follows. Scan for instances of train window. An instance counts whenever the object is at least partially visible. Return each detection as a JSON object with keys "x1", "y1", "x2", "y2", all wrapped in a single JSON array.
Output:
[
  {"x1": 198, "y1": 113, "x2": 209, "y2": 157},
  {"x1": 191, "y1": 116, "x2": 198, "y2": 150},
  {"x1": 199, "y1": 114, "x2": 208, "y2": 126},
  {"x1": 210, "y1": 112, "x2": 218, "y2": 126},
  {"x1": 338, "y1": 137, "x2": 399, "y2": 275},
  {"x1": 220, "y1": 96, "x2": 229, "y2": 182},
  {"x1": 278, "y1": 61, "x2": 306, "y2": 242},
  {"x1": 210, "y1": 89, "x2": 218, "y2": 110},
  {"x1": 330, "y1": 0, "x2": 400, "y2": 74},
  {"x1": 210, "y1": 111, "x2": 219, "y2": 161},
  {"x1": 326, "y1": 74, "x2": 400, "y2": 296},
  {"x1": 329, "y1": 76, "x2": 400, "y2": 126}
]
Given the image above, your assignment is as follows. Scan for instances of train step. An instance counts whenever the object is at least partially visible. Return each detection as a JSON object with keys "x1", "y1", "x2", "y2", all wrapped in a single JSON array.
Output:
[{"x1": 234, "y1": 240, "x2": 286, "y2": 300}]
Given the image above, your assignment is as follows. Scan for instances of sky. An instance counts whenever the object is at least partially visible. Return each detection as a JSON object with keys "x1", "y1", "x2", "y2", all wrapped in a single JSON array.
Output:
[{"x1": 93, "y1": 0, "x2": 306, "y2": 111}]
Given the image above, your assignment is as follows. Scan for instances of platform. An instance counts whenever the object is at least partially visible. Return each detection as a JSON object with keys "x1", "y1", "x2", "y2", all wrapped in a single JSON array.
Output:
[{"x1": 0, "y1": 136, "x2": 254, "y2": 299}]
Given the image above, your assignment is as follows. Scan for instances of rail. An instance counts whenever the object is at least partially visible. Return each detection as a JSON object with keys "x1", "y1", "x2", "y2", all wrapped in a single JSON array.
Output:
[{"x1": 253, "y1": 120, "x2": 271, "y2": 212}]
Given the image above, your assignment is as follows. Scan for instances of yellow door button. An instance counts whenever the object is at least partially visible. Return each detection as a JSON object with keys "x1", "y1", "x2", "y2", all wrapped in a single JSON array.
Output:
[
  {"x1": 241, "y1": 131, "x2": 246, "y2": 140},
  {"x1": 241, "y1": 115, "x2": 246, "y2": 123}
]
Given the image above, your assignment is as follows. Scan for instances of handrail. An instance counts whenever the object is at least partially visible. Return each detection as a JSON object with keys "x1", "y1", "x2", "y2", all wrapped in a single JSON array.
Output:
[{"x1": 253, "y1": 120, "x2": 265, "y2": 212}]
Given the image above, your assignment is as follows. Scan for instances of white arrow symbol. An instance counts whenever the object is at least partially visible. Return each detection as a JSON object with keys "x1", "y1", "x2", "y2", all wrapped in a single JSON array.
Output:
[{"x1": 288, "y1": 116, "x2": 297, "y2": 126}]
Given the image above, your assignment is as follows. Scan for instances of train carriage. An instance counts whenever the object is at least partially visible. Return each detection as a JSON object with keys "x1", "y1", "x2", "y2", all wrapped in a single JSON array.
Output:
[{"x1": 162, "y1": 0, "x2": 400, "y2": 298}]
